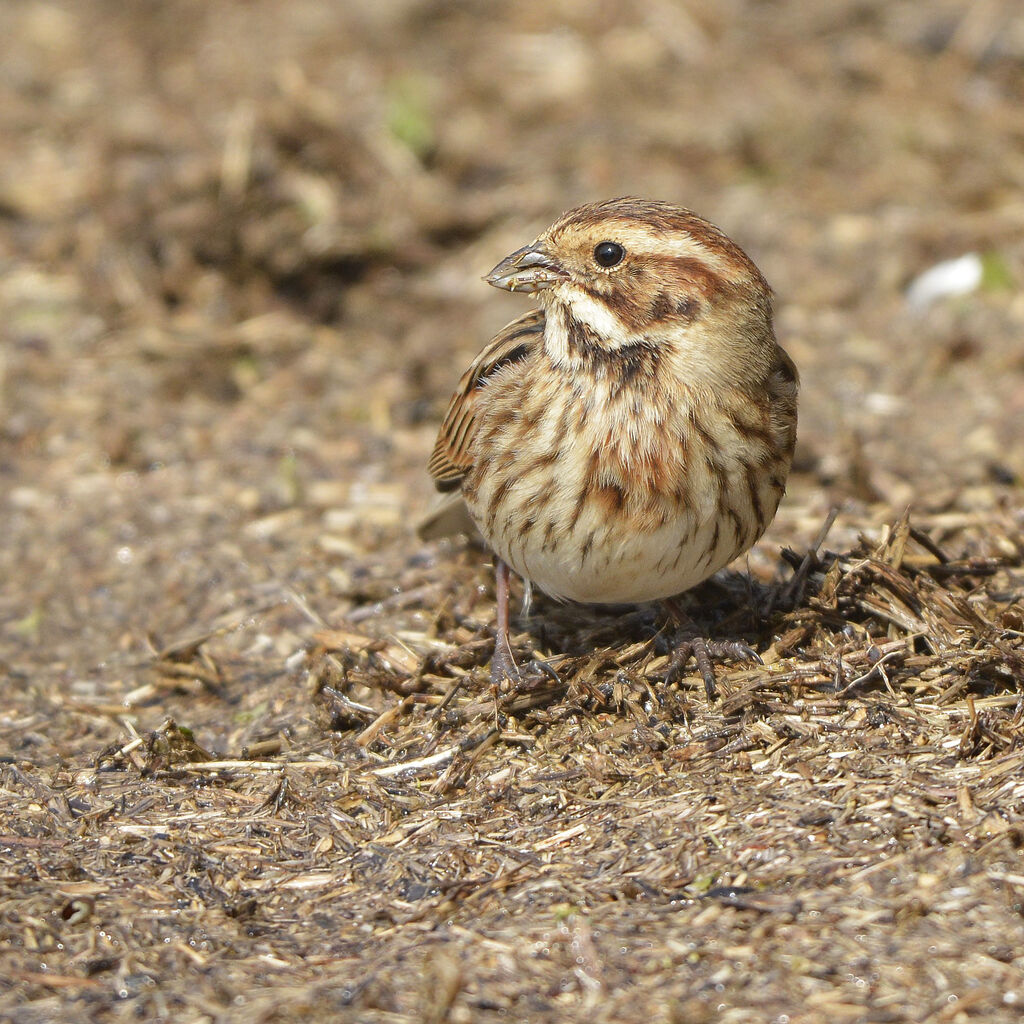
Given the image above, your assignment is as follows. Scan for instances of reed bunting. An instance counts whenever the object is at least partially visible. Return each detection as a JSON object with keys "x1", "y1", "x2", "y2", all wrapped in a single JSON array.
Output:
[{"x1": 421, "y1": 198, "x2": 798, "y2": 695}]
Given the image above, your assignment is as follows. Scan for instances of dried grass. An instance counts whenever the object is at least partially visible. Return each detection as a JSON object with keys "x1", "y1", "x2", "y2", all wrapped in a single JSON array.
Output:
[
  {"x1": 3, "y1": 1, "x2": 1024, "y2": 1021},
  {"x1": 5, "y1": 505, "x2": 1024, "y2": 1022}
]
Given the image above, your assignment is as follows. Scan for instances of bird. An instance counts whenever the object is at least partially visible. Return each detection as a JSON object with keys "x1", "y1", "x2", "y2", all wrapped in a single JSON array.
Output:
[{"x1": 420, "y1": 197, "x2": 798, "y2": 696}]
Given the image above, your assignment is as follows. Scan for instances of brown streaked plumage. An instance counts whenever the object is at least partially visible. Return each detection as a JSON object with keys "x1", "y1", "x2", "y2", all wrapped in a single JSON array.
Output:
[{"x1": 421, "y1": 197, "x2": 798, "y2": 693}]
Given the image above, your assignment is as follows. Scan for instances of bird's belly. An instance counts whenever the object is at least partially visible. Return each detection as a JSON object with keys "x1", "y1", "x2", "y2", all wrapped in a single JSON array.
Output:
[
  {"x1": 509, "y1": 515, "x2": 730, "y2": 604},
  {"x1": 468, "y1": 453, "x2": 780, "y2": 606}
]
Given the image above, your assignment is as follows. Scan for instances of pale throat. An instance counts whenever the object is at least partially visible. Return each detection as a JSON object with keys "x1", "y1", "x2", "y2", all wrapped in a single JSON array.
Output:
[{"x1": 543, "y1": 286, "x2": 640, "y2": 366}]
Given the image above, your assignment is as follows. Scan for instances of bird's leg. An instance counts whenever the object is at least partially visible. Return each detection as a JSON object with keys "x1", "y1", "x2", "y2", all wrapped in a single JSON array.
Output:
[
  {"x1": 489, "y1": 559, "x2": 561, "y2": 695},
  {"x1": 490, "y1": 558, "x2": 519, "y2": 688},
  {"x1": 662, "y1": 596, "x2": 761, "y2": 701}
]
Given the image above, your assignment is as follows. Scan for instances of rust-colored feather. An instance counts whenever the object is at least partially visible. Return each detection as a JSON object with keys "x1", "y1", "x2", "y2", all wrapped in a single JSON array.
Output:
[{"x1": 426, "y1": 309, "x2": 544, "y2": 491}]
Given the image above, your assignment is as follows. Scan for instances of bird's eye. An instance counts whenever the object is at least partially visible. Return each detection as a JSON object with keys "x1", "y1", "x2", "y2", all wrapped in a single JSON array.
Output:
[{"x1": 593, "y1": 241, "x2": 625, "y2": 268}]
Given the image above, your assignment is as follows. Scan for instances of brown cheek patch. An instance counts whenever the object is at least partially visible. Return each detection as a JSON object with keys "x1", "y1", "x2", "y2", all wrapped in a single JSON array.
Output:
[
  {"x1": 648, "y1": 290, "x2": 700, "y2": 324},
  {"x1": 600, "y1": 256, "x2": 722, "y2": 332},
  {"x1": 666, "y1": 256, "x2": 732, "y2": 301}
]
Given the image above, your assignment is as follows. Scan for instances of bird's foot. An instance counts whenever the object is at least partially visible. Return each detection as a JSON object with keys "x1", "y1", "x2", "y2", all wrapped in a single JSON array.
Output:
[
  {"x1": 663, "y1": 635, "x2": 762, "y2": 702},
  {"x1": 489, "y1": 639, "x2": 561, "y2": 692},
  {"x1": 487, "y1": 639, "x2": 561, "y2": 728}
]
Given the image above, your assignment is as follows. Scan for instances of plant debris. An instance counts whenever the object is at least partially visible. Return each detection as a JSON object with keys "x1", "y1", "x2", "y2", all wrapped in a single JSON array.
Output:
[{"x1": 3, "y1": 2, "x2": 1024, "y2": 1021}]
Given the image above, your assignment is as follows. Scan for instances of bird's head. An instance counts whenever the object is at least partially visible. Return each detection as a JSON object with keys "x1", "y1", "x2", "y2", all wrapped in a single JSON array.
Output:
[{"x1": 485, "y1": 197, "x2": 776, "y2": 381}]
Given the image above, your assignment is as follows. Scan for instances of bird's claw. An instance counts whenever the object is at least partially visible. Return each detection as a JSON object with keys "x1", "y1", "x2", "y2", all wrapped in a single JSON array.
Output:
[
  {"x1": 489, "y1": 644, "x2": 561, "y2": 691},
  {"x1": 664, "y1": 636, "x2": 762, "y2": 701}
]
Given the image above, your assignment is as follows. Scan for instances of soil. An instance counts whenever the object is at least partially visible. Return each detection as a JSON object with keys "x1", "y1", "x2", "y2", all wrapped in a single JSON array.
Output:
[{"x1": 2, "y1": 2, "x2": 1024, "y2": 1022}]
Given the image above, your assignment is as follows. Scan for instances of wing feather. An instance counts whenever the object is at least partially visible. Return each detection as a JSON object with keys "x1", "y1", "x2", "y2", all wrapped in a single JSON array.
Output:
[{"x1": 426, "y1": 308, "x2": 544, "y2": 491}]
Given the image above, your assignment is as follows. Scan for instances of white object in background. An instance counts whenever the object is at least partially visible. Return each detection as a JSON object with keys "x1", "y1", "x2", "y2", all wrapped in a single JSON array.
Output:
[{"x1": 906, "y1": 252, "x2": 983, "y2": 311}]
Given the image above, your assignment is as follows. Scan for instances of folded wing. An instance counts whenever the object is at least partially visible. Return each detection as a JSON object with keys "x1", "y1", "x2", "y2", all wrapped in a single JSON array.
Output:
[{"x1": 426, "y1": 308, "x2": 545, "y2": 491}]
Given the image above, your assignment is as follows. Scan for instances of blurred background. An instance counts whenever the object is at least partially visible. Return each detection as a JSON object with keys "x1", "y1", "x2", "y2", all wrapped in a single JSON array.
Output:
[{"x1": 2, "y1": 0, "x2": 1023, "y2": 726}]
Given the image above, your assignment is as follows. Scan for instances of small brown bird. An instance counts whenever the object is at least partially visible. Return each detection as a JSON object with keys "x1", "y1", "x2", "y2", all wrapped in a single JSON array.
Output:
[{"x1": 421, "y1": 198, "x2": 798, "y2": 694}]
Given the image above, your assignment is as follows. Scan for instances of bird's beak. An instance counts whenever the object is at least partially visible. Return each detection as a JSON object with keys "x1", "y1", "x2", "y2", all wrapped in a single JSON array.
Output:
[{"x1": 484, "y1": 243, "x2": 566, "y2": 293}]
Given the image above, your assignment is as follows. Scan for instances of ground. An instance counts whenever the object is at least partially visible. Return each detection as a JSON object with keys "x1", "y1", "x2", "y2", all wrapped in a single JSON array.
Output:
[{"x1": 2, "y1": 2, "x2": 1024, "y2": 1022}]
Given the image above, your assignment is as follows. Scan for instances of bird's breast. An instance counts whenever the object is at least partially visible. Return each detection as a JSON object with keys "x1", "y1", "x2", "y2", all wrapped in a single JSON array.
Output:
[{"x1": 461, "y1": 356, "x2": 789, "y2": 603}]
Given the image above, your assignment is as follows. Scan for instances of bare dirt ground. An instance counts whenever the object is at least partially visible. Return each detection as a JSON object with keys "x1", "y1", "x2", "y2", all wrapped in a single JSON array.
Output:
[{"x1": 2, "y1": 2, "x2": 1024, "y2": 1021}]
